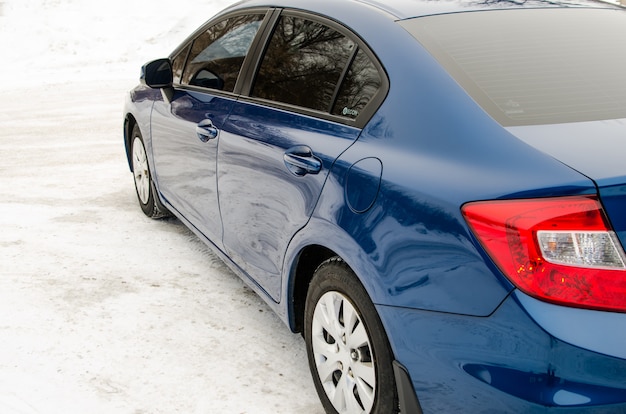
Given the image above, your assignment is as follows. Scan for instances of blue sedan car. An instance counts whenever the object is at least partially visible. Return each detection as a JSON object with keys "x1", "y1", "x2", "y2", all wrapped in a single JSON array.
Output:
[{"x1": 123, "y1": 0, "x2": 626, "y2": 412}]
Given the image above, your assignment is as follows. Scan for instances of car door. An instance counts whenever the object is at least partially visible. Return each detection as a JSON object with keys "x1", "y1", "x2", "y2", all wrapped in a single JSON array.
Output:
[
  {"x1": 150, "y1": 12, "x2": 268, "y2": 243},
  {"x1": 217, "y1": 12, "x2": 385, "y2": 301}
]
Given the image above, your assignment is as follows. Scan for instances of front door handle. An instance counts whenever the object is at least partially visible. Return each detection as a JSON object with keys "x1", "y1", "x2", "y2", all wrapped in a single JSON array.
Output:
[
  {"x1": 196, "y1": 119, "x2": 218, "y2": 142},
  {"x1": 284, "y1": 145, "x2": 322, "y2": 176}
]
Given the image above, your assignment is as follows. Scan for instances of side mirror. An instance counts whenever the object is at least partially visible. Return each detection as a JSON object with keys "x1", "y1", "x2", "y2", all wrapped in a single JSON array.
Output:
[{"x1": 140, "y1": 58, "x2": 173, "y2": 89}]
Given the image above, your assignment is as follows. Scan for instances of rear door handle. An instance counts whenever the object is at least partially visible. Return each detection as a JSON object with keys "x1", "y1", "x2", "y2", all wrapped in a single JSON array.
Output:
[
  {"x1": 284, "y1": 145, "x2": 322, "y2": 176},
  {"x1": 196, "y1": 119, "x2": 218, "y2": 142}
]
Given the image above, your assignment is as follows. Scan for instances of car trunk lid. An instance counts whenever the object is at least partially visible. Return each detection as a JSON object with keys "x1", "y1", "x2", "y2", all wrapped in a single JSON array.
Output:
[{"x1": 507, "y1": 119, "x2": 626, "y2": 250}]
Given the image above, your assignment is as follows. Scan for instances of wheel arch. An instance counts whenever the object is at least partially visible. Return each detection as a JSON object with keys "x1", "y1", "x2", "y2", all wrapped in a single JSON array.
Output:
[
  {"x1": 287, "y1": 232, "x2": 422, "y2": 413},
  {"x1": 285, "y1": 220, "x2": 388, "y2": 334},
  {"x1": 289, "y1": 244, "x2": 336, "y2": 334},
  {"x1": 123, "y1": 113, "x2": 138, "y2": 171}
]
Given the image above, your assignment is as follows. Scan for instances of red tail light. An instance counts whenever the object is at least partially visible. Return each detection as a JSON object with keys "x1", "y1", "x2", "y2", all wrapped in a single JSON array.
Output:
[{"x1": 462, "y1": 196, "x2": 626, "y2": 313}]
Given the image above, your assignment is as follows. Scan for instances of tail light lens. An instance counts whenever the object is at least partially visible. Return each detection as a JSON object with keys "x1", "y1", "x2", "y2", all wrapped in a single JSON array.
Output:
[{"x1": 462, "y1": 196, "x2": 626, "y2": 313}]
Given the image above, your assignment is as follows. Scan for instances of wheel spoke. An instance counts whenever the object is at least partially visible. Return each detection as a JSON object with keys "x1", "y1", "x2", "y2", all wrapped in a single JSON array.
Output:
[
  {"x1": 325, "y1": 292, "x2": 344, "y2": 335},
  {"x1": 342, "y1": 298, "x2": 360, "y2": 335},
  {"x1": 340, "y1": 374, "x2": 366, "y2": 414},
  {"x1": 352, "y1": 360, "x2": 375, "y2": 414},
  {"x1": 331, "y1": 374, "x2": 351, "y2": 413},
  {"x1": 352, "y1": 360, "x2": 375, "y2": 387},
  {"x1": 312, "y1": 330, "x2": 335, "y2": 352},
  {"x1": 316, "y1": 354, "x2": 339, "y2": 383},
  {"x1": 313, "y1": 299, "x2": 337, "y2": 343},
  {"x1": 313, "y1": 347, "x2": 338, "y2": 376},
  {"x1": 354, "y1": 375, "x2": 375, "y2": 413},
  {"x1": 132, "y1": 137, "x2": 150, "y2": 204},
  {"x1": 346, "y1": 317, "x2": 369, "y2": 349}
]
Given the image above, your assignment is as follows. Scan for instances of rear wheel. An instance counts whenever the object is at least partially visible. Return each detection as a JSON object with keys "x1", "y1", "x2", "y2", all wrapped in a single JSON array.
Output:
[
  {"x1": 305, "y1": 257, "x2": 398, "y2": 414},
  {"x1": 131, "y1": 124, "x2": 169, "y2": 218}
]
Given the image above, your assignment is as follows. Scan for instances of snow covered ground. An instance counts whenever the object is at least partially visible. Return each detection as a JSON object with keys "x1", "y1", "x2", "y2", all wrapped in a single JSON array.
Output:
[{"x1": 0, "y1": 1, "x2": 324, "y2": 413}]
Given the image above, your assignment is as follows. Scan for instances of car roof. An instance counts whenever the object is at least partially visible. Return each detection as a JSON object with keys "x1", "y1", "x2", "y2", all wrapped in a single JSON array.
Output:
[
  {"x1": 224, "y1": 0, "x2": 618, "y2": 21},
  {"x1": 361, "y1": 0, "x2": 618, "y2": 19}
]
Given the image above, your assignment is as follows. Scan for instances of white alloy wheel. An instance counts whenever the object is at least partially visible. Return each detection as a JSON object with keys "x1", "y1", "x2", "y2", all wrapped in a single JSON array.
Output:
[
  {"x1": 132, "y1": 136, "x2": 150, "y2": 205},
  {"x1": 311, "y1": 290, "x2": 376, "y2": 413}
]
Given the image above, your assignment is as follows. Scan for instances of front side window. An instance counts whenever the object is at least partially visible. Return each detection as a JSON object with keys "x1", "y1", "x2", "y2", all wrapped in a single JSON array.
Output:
[
  {"x1": 171, "y1": 44, "x2": 190, "y2": 85},
  {"x1": 182, "y1": 14, "x2": 264, "y2": 92},
  {"x1": 252, "y1": 15, "x2": 356, "y2": 112}
]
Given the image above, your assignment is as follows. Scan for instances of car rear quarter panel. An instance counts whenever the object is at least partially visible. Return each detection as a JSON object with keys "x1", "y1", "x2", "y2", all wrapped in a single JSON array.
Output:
[
  {"x1": 302, "y1": 139, "x2": 592, "y2": 317},
  {"x1": 283, "y1": 13, "x2": 596, "y2": 318}
]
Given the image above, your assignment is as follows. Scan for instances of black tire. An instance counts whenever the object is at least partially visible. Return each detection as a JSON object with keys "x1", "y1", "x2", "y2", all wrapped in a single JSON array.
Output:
[
  {"x1": 305, "y1": 257, "x2": 398, "y2": 414},
  {"x1": 130, "y1": 124, "x2": 170, "y2": 219}
]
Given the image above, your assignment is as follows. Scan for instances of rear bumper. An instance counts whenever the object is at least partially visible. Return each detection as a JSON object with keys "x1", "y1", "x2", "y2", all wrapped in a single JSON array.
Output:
[{"x1": 377, "y1": 294, "x2": 626, "y2": 413}]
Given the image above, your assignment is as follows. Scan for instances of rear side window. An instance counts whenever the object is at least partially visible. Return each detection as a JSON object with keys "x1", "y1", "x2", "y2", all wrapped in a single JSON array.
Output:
[
  {"x1": 182, "y1": 14, "x2": 264, "y2": 92},
  {"x1": 332, "y1": 48, "x2": 382, "y2": 118},
  {"x1": 251, "y1": 15, "x2": 356, "y2": 113}
]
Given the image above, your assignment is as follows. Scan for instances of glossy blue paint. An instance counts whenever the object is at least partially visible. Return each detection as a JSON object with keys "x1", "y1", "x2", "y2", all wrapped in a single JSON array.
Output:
[
  {"x1": 377, "y1": 295, "x2": 626, "y2": 413},
  {"x1": 124, "y1": 85, "x2": 161, "y2": 168},
  {"x1": 599, "y1": 184, "x2": 626, "y2": 251},
  {"x1": 508, "y1": 120, "x2": 626, "y2": 249},
  {"x1": 123, "y1": 0, "x2": 626, "y2": 412},
  {"x1": 217, "y1": 101, "x2": 360, "y2": 301},
  {"x1": 151, "y1": 89, "x2": 237, "y2": 243},
  {"x1": 345, "y1": 157, "x2": 382, "y2": 213},
  {"x1": 307, "y1": 97, "x2": 596, "y2": 314},
  {"x1": 515, "y1": 292, "x2": 626, "y2": 360}
]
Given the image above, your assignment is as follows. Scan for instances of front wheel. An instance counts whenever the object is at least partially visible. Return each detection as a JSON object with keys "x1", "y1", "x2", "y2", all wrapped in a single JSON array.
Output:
[
  {"x1": 130, "y1": 124, "x2": 169, "y2": 218},
  {"x1": 305, "y1": 257, "x2": 398, "y2": 414}
]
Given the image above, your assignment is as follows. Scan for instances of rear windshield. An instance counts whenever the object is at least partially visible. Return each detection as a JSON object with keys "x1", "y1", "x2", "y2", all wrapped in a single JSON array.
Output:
[{"x1": 400, "y1": 9, "x2": 626, "y2": 126}]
